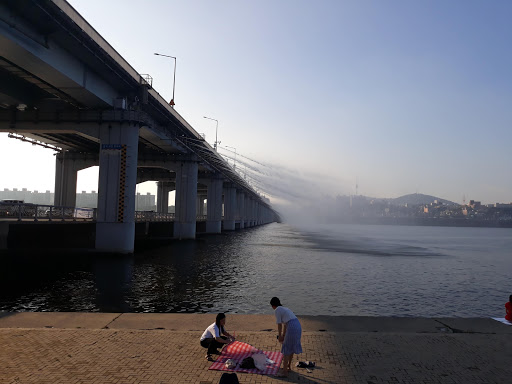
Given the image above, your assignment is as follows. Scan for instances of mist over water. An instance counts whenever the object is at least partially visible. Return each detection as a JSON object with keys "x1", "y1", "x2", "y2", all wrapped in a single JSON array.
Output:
[
  {"x1": 1, "y1": 223, "x2": 510, "y2": 317},
  {"x1": 218, "y1": 148, "x2": 346, "y2": 209}
]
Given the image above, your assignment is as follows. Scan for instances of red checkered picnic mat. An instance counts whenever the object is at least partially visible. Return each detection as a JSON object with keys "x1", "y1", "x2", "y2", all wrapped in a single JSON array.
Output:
[{"x1": 208, "y1": 341, "x2": 283, "y2": 375}]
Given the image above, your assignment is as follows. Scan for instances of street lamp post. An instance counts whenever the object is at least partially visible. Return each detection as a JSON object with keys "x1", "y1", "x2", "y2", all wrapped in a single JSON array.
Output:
[
  {"x1": 154, "y1": 53, "x2": 176, "y2": 107},
  {"x1": 224, "y1": 145, "x2": 237, "y2": 170},
  {"x1": 203, "y1": 116, "x2": 219, "y2": 151}
]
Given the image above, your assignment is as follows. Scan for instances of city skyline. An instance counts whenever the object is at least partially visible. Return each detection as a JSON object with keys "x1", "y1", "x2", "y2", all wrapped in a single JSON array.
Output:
[
  {"x1": 1, "y1": 183, "x2": 509, "y2": 208},
  {"x1": 1, "y1": 1, "x2": 511, "y2": 206}
]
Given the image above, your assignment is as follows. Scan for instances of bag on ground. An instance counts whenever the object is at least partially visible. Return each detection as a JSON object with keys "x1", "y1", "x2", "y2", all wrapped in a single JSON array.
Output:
[{"x1": 240, "y1": 356, "x2": 255, "y2": 369}]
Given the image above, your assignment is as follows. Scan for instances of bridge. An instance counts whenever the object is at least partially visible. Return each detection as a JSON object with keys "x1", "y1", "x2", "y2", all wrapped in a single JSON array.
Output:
[{"x1": 0, "y1": 0, "x2": 279, "y2": 253}]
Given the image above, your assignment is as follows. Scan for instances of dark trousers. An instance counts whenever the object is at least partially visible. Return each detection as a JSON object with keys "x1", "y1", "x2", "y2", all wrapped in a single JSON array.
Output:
[{"x1": 200, "y1": 336, "x2": 227, "y2": 354}]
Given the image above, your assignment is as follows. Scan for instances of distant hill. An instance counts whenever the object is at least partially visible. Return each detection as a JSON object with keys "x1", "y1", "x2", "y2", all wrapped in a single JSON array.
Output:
[{"x1": 390, "y1": 193, "x2": 459, "y2": 206}]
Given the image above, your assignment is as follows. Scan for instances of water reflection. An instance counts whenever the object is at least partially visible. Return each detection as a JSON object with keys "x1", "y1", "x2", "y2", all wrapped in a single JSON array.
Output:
[
  {"x1": 0, "y1": 223, "x2": 511, "y2": 317},
  {"x1": 93, "y1": 255, "x2": 133, "y2": 312}
]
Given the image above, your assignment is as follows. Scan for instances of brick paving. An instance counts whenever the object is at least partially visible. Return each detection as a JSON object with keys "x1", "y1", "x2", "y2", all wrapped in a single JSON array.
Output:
[{"x1": 0, "y1": 315, "x2": 511, "y2": 383}]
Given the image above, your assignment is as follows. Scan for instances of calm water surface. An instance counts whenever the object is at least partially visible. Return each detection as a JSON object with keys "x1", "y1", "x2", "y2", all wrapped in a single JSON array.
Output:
[{"x1": 1, "y1": 223, "x2": 510, "y2": 317}]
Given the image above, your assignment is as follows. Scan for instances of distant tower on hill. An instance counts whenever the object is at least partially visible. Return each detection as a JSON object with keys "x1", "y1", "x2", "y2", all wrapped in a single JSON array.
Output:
[
  {"x1": 355, "y1": 177, "x2": 358, "y2": 196},
  {"x1": 463, "y1": 194, "x2": 466, "y2": 205}
]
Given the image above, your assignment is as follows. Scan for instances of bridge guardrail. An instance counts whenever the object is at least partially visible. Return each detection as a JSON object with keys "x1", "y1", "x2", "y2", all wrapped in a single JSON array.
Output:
[
  {"x1": 134, "y1": 211, "x2": 175, "y2": 222},
  {"x1": 0, "y1": 203, "x2": 96, "y2": 221},
  {"x1": 0, "y1": 204, "x2": 219, "y2": 223}
]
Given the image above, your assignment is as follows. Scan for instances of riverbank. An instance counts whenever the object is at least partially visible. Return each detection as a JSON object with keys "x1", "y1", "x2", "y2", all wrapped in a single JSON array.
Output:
[
  {"x1": 1, "y1": 312, "x2": 511, "y2": 383},
  {"x1": 335, "y1": 217, "x2": 512, "y2": 228}
]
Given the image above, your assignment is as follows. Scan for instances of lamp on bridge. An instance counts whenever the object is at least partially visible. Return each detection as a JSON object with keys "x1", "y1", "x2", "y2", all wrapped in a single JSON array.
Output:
[
  {"x1": 224, "y1": 145, "x2": 237, "y2": 170},
  {"x1": 154, "y1": 52, "x2": 176, "y2": 107},
  {"x1": 203, "y1": 116, "x2": 220, "y2": 151}
]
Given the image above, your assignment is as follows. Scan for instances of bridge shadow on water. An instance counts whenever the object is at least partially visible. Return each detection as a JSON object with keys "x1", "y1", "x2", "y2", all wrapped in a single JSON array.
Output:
[
  {"x1": 0, "y1": 249, "x2": 135, "y2": 312},
  {"x1": 0, "y1": 232, "x2": 247, "y2": 313}
]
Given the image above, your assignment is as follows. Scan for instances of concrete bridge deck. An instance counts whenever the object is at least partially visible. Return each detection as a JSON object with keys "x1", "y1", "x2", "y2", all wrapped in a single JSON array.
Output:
[{"x1": 1, "y1": 312, "x2": 510, "y2": 383}]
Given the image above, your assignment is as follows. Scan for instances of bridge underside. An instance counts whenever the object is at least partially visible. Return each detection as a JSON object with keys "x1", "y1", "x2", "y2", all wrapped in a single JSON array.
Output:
[{"x1": 0, "y1": 0, "x2": 278, "y2": 253}]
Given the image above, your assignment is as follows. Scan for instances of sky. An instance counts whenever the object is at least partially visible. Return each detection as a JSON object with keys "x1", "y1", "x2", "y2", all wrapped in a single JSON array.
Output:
[{"x1": 1, "y1": 0, "x2": 511, "y2": 205}]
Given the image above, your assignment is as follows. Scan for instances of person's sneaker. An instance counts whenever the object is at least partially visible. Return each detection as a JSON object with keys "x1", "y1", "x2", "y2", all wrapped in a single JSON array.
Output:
[{"x1": 206, "y1": 354, "x2": 214, "y2": 361}]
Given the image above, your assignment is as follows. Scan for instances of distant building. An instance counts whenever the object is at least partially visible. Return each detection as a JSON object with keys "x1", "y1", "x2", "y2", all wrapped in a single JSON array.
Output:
[
  {"x1": 76, "y1": 191, "x2": 98, "y2": 208},
  {"x1": 494, "y1": 203, "x2": 512, "y2": 209},
  {"x1": 1, "y1": 188, "x2": 156, "y2": 211},
  {"x1": 1, "y1": 188, "x2": 54, "y2": 205},
  {"x1": 135, "y1": 192, "x2": 156, "y2": 211}
]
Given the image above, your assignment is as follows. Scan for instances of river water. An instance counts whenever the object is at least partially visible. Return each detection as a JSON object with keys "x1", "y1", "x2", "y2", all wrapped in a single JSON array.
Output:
[{"x1": 1, "y1": 223, "x2": 510, "y2": 317}]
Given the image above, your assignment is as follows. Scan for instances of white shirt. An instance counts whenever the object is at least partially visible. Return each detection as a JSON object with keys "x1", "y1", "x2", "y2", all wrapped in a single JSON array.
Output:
[
  {"x1": 274, "y1": 306, "x2": 297, "y2": 324},
  {"x1": 200, "y1": 322, "x2": 222, "y2": 341}
]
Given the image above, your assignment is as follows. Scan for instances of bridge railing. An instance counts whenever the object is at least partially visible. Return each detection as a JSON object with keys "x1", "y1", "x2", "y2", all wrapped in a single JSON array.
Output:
[
  {"x1": 0, "y1": 204, "x2": 222, "y2": 223},
  {"x1": 134, "y1": 211, "x2": 175, "y2": 222},
  {"x1": 134, "y1": 212, "x2": 208, "y2": 222},
  {"x1": 0, "y1": 203, "x2": 96, "y2": 221}
]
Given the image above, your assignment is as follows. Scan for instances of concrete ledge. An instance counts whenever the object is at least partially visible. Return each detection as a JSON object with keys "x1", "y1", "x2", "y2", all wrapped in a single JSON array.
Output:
[
  {"x1": 0, "y1": 312, "x2": 119, "y2": 329},
  {"x1": 109, "y1": 313, "x2": 277, "y2": 332},
  {"x1": 1, "y1": 312, "x2": 511, "y2": 334},
  {"x1": 435, "y1": 317, "x2": 512, "y2": 334}
]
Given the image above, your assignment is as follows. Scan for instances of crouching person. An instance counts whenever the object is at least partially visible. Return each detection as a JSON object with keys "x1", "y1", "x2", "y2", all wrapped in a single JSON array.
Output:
[{"x1": 200, "y1": 313, "x2": 235, "y2": 361}]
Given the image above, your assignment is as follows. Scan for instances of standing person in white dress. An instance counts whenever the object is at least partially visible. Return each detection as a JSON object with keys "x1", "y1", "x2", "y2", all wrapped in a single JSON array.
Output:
[
  {"x1": 271, "y1": 297, "x2": 302, "y2": 377},
  {"x1": 200, "y1": 313, "x2": 235, "y2": 361}
]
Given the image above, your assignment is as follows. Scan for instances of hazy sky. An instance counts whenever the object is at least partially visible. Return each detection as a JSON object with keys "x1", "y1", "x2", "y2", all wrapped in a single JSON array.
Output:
[{"x1": 1, "y1": 0, "x2": 511, "y2": 205}]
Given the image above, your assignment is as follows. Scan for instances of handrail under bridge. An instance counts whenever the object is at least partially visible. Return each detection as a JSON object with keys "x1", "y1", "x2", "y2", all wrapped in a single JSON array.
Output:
[
  {"x1": 0, "y1": 203, "x2": 209, "y2": 223},
  {"x1": 0, "y1": 203, "x2": 95, "y2": 221}
]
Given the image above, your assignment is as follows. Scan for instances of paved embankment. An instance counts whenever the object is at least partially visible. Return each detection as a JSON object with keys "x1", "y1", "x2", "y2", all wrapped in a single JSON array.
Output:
[{"x1": 0, "y1": 312, "x2": 511, "y2": 383}]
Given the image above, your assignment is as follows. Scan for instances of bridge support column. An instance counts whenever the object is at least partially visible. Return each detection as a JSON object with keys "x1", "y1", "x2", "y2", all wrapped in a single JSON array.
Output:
[
  {"x1": 157, "y1": 181, "x2": 174, "y2": 213},
  {"x1": 237, "y1": 192, "x2": 245, "y2": 229},
  {"x1": 245, "y1": 198, "x2": 252, "y2": 227},
  {"x1": 205, "y1": 177, "x2": 222, "y2": 233},
  {"x1": 256, "y1": 202, "x2": 261, "y2": 226},
  {"x1": 95, "y1": 123, "x2": 139, "y2": 253},
  {"x1": 201, "y1": 194, "x2": 207, "y2": 215},
  {"x1": 54, "y1": 153, "x2": 95, "y2": 207},
  {"x1": 223, "y1": 185, "x2": 236, "y2": 231},
  {"x1": 196, "y1": 195, "x2": 205, "y2": 216},
  {"x1": 248, "y1": 199, "x2": 254, "y2": 227},
  {"x1": 251, "y1": 200, "x2": 256, "y2": 227},
  {"x1": 173, "y1": 160, "x2": 198, "y2": 239},
  {"x1": 245, "y1": 198, "x2": 251, "y2": 227}
]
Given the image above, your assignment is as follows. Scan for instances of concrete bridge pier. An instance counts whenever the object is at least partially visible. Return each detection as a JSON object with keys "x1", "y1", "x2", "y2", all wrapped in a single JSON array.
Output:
[
  {"x1": 251, "y1": 200, "x2": 256, "y2": 226},
  {"x1": 246, "y1": 198, "x2": 253, "y2": 227},
  {"x1": 249, "y1": 198, "x2": 255, "y2": 227},
  {"x1": 95, "y1": 123, "x2": 139, "y2": 253},
  {"x1": 237, "y1": 192, "x2": 245, "y2": 229},
  {"x1": 201, "y1": 194, "x2": 207, "y2": 215},
  {"x1": 54, "y1": 152, "x2": 97, "y2": 207},
  {"x1": 223, "y1": 185, "x2": 237, "y2": 231},
  {"x1": 196, "y1": 195, "x2": 206, "y2": 216},
  {"x1": 173, "y1": 160, "x2": 198, "y2": 239},
  {"x1": 244, "y1": 198, "x2": 250, "y2": 228},
  {"x1": 156, "y1": 181, "x2": 175, "y2": 213},
  {"x1": 253, "y1": 200, "x2": 258, "y2": 226},
  {"x1": 205, "y1": 177, "x2": 223, "y2": 234}
]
